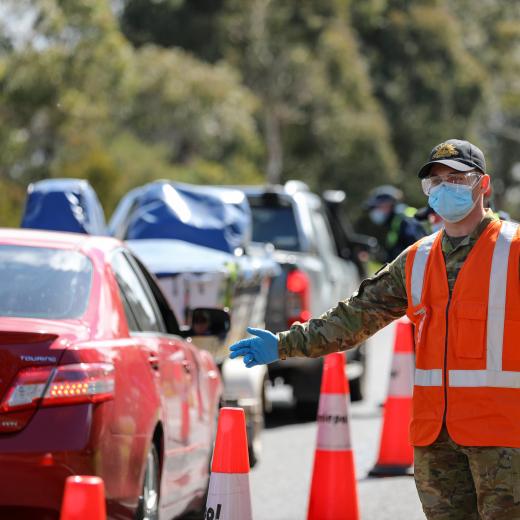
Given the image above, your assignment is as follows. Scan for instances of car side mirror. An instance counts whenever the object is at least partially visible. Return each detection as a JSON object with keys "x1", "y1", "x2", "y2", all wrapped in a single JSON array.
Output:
[{"x1": 185, "y1": 308, "x2": 231, "y2": 339}]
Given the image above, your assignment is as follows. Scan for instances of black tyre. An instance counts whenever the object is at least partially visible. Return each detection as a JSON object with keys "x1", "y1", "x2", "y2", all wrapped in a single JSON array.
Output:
[
  {"x1": 349, "y1": 375, "x2": 364, "y2": 402},
  {"x1": 347, "y1": 345, "x2": 366, "y2": 402},
  {"x1": 248, "y1": 423, "x2": 262, "y2": 468},
  {"x1": 295, "y1": 400, "x2": 319, "y2": 420},
  {"x1": 135, "y1": 444, "x2": 160, "y2": 520}
]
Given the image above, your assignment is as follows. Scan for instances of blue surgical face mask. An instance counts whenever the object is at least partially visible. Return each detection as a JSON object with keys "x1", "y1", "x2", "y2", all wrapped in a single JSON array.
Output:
[
  {"x1": 428, "y1": 183, "x2": 477, "y2": 223},
  {"x1": 369, "y1": 208, "x2": 388, "y2": 225}
]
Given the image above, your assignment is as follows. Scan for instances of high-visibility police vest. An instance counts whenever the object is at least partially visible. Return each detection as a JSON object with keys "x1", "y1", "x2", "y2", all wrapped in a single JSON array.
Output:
[
  {"x1": 405, "y1": 219, "x2": 520, "y2": 447},
  {"x1": 386, "y1": 206, "x2": 417, "y2": 250}
]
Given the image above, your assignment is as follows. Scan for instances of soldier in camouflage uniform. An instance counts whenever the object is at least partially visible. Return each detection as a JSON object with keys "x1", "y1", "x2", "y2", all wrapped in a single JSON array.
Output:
[{"x1": 230, "y1": 139, "x2": 520, "y2": 519}]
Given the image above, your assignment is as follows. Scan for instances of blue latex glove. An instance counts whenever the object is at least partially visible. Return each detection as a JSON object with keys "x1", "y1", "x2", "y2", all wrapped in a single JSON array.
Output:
[{"x1": 229, "y1": 327, "x2": 279, "y2": 367}]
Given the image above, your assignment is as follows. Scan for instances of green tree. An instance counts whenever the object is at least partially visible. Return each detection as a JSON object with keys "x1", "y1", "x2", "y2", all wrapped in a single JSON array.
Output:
[
  {"x1": 350, "y1": 0, "x2": 487, "y2": 205},
  {"x1": 121, "y1": 0, "x2": 223, "y2": 61},
  {"x1": 0, "y1": 179, "x2": 26, "y2": 227},
  {"x1": 448, "y1": 1, "x2": 520, "y2": 217},
  {"x1": 128, "y1": 44, "x2": 262, "y2": 171},
  {"x1": 121, "y1": 0, "x2": 399, "y2": 215},
  {"x1": 0, "y1": 0, "x2": 134, "y2": 216},
  {"x1": 0, "y1": 0, "x2": 264, "y2": 224}
]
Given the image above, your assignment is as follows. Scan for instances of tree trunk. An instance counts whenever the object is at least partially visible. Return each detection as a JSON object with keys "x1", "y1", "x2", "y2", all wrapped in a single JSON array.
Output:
[{"x1": 265, "y1": 107, "x2": 282, "y2": 185}]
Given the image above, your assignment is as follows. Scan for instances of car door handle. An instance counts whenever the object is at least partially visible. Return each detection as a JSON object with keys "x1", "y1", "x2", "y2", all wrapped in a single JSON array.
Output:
[{"x1": 148, "y1": 354, "x2": 160, "y2": 371}]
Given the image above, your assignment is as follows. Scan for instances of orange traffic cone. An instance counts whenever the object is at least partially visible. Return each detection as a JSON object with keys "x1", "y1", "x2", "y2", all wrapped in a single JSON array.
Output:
[
  {"x1": 307, "y1": 353, "x2": 359, "y2": 520},
  {"x1": 60, "y1": 476, "x2": 106, "y2": 520},
  {"x1": 369, "y1": 317, "x2": 414, "y2": 476},
  {"x1": 205, "y1": 407, "x2": 252, "y2": 520}
]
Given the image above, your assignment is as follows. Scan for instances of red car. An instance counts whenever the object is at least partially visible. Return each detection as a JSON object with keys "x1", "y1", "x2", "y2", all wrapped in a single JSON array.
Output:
[{"x1": 0, "y1": 229, "x2": 226, "y2": 520}]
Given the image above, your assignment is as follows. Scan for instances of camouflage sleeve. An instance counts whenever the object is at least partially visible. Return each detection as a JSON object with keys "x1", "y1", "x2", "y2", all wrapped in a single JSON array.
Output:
[{"x1": 277, "y1": 250, "x2": 409, "y2": 359}]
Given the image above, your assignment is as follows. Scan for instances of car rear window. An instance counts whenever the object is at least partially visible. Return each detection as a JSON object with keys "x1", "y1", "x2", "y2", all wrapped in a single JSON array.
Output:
[
  {"x1": 250, "y1": 205, "x2": 301, "y2": 251},
  {"x1": 0, "y1": 245, "x2": 93, "y2": 319}
]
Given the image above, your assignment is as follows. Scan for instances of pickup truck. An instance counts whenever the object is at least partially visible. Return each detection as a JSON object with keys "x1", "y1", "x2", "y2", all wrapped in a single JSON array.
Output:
[{"x1": 240, "y1": 181, "x2": 372, "y2": 414}]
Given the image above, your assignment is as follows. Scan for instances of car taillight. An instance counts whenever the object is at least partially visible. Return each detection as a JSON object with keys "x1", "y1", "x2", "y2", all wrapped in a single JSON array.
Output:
[
  {"x1": 286, "y1": 269, "x2": 311, "y2": 327},
  {"x1": 44, "y1": 363, "x2": 114, "y2": 406},
  {"x1": 0, "y1": 366, "x2": 52, "y2": 412},
  {"x1": 0, "y1": 363, "x2": 114, "y2": 412}
]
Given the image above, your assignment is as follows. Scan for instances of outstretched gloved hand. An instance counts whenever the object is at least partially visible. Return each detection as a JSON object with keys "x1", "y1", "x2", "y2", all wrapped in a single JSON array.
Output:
[{"x1": 229, "y1": 327, "x2": 279, "y2": 367}]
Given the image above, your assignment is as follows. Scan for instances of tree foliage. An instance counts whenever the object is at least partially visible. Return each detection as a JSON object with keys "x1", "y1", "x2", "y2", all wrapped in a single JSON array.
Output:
[
  {"x1": 0, "y1": 0, "x2": 519, "y2": 225},
  {"x1": 122, "y1": 0, "x2": 399, "y2": 210},
  {"x1": 448, "y1": 0, "x2": 520, "y2": 214},
  {"x1": 0, "y1": 0, "x2": 263, "y2": 221},
  {"x1": 350, "y1": 0, "x2": 488, "y2": 204}
]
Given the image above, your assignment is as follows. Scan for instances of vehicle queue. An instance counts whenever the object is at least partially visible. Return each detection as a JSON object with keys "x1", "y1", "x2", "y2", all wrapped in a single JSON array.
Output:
[{"x1": 0, "y1": 177, "x2": 374, "y2": 519}]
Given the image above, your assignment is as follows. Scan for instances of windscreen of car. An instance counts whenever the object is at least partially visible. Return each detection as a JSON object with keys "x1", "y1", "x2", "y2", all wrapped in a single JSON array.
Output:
[
  {"x1": 0, "y1": 245, "x2": 93, "y2": 319},
  {"x1": 250, "y1": 204, "x2": 301, "y2": 251}
]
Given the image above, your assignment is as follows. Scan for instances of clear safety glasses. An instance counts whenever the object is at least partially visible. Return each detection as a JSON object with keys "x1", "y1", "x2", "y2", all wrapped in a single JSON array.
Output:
[{"x1": 421, "y1": 171, "x2": 482, "y2": 196}]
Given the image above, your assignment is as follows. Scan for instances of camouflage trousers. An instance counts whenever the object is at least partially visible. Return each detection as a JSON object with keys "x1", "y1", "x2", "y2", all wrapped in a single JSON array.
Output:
[{"x1": 414, "y1": 427, "x2": 520, "y2": 519}]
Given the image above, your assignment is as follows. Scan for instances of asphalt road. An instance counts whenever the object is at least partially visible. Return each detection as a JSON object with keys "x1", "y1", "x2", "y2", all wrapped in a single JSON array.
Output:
[{"x1": 250, "y1": 323, "x2": 426, "y2": 520}]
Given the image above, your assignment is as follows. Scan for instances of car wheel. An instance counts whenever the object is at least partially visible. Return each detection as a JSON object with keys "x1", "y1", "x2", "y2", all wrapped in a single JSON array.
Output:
[
  {"x1": 262, "y1": 373, "x2": 272, "y2": 416},
  {"x1": 349, "y1": 375, "x2": 364, "y2": 402},
  {"x1": 136, "y1": 444, "x2": 160, "y2": 520},
  {"x1": 248, "y1": 421, "x2": 263, "y2": 468},
  {"x1": 295, "y1": 400, "x2": 319, "y2": 420}
]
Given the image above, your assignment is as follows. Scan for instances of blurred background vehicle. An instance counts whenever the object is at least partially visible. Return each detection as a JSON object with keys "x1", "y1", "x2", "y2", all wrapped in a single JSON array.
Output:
[
  {"x1": 21, "y1": 179, "x2": 107, "y2": 236},
  {"x1": 0, "y1": 228, "x2": 227, "y2": 520},
  {"x1": 238, "y1": 180, "x2": 369, "y2": 415},
  {"x1": 21, "y1": 178, "x2": 278, "y2": 466},
  {"x1": 321, "y1": 189, "x2": 378, "y2": 280},
  {"x1": 108, "y1": 180, "x2": 280, "y2": 465}
]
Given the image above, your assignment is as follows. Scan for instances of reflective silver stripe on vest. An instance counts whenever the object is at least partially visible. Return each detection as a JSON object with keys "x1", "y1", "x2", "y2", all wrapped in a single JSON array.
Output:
[
  {"x1": 450, "y1": 370, "x2": 520, "y2": 388},
  {"x1": 449, "y1": 220, "x2": 520, "y2": 388},
  {"x1": 411, "y1": 233, "x2": 443, "y2": 387},
  {"x1": 415, "y1": 368, "x2": 443, "y2": 387},
  {"x1": 411, "y1": 232, "x2": 439, "y2": 307},
  {"x1": 486, "y1": 220, "x2": 518, "y2": 371}
]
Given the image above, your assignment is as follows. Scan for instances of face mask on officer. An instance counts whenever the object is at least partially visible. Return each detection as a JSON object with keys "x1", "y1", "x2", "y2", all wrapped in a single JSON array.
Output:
[
  {"x1": 423, "y1": 172, "x2": 487, "y2": 223},
  {"x1": 369, "y1": 208, "x2": 389, "y2": 225}
]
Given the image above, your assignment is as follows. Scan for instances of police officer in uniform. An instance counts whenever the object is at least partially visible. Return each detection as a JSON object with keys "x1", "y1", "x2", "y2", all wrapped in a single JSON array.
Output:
[
  {"x1": 230, "y1": 139, "x2": 520, "y2": 519},
  {"x1": 364, "y1": 185, "x2": 426, "y2": 262}
]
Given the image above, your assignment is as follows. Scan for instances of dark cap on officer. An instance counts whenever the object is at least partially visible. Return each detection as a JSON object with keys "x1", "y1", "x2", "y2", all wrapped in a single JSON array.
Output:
[{"x1": 417, "y1": 139, "x2": 486, "y2": 178}]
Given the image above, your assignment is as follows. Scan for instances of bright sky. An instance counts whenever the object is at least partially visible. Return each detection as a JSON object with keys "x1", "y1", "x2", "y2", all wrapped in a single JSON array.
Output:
[{"x1": 0, "y1": 3, "x2": 37, "y2": 49}]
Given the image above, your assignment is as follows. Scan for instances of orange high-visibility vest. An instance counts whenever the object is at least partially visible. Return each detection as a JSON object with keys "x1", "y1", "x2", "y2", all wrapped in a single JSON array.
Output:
[{"x1": 405, "y1": 219, "x2": 520, "y2": 447}]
